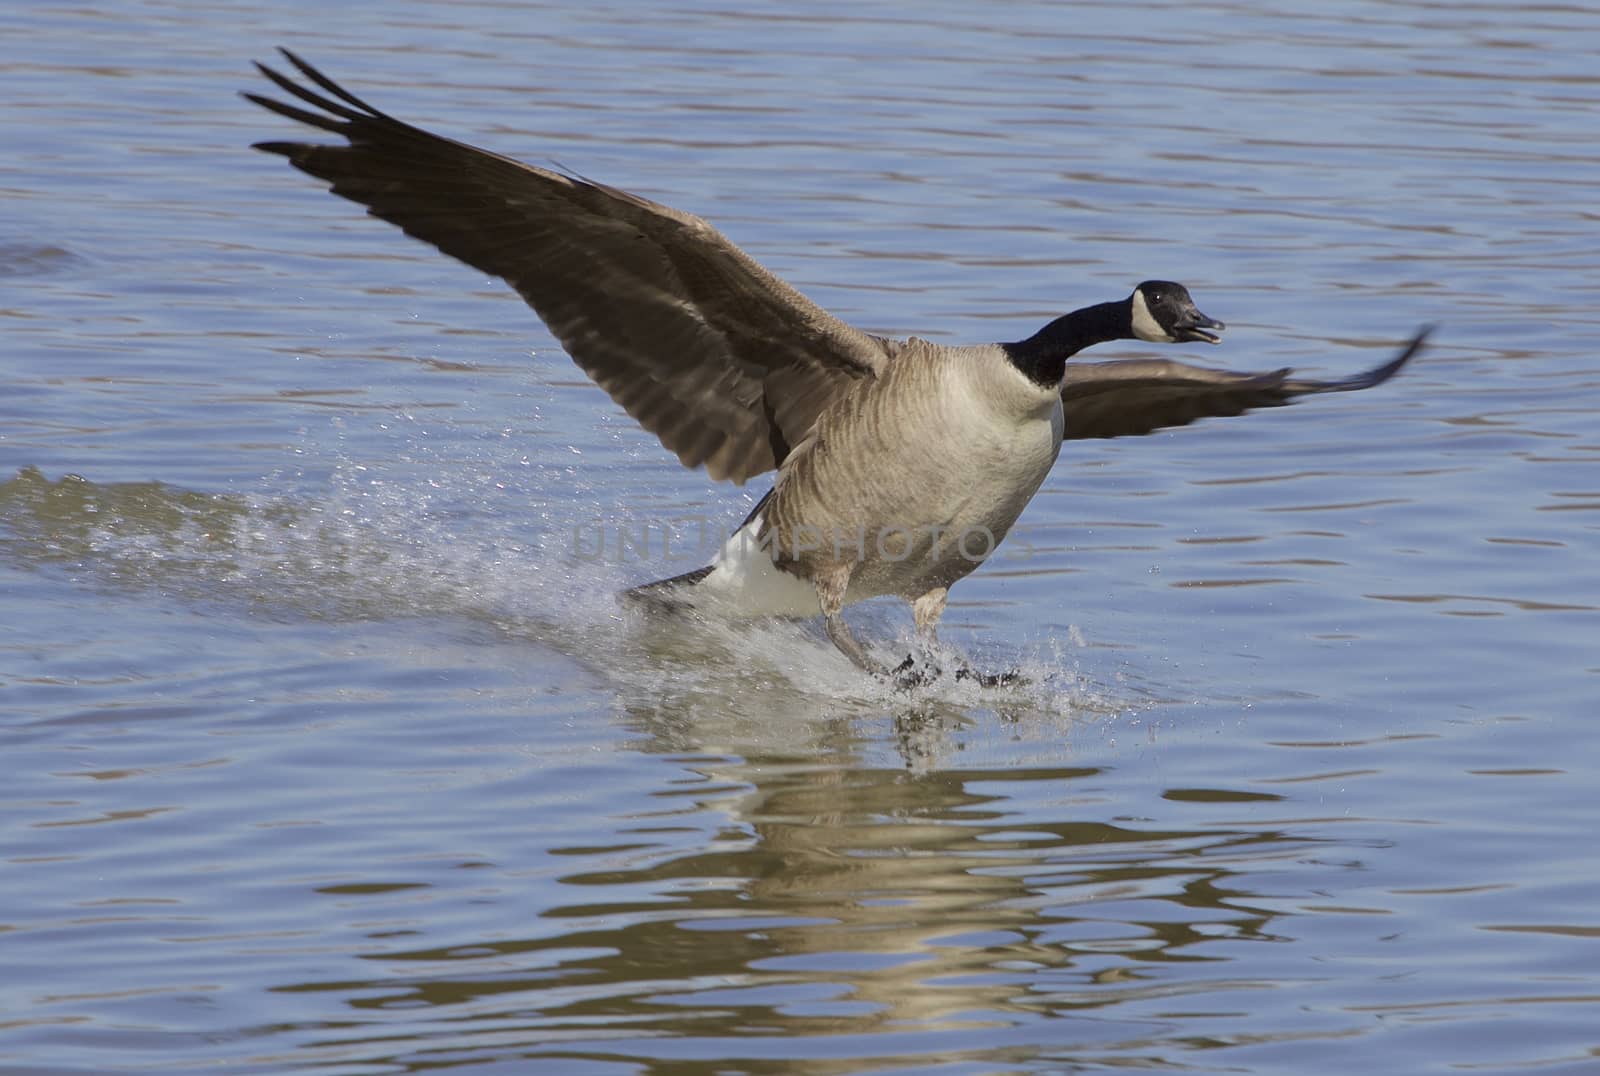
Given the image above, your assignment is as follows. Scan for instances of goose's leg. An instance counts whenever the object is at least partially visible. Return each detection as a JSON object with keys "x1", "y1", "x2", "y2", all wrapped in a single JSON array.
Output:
[
  {"x1": 890, "y1": 588, "x2": 950, "y2": 686},
  {"x1": 815, "y1": 564, "x2": 884, "y2": 676},
  {"x1": 913, "y1": 587, "x2": 948, "y2": 647},
  {"x1": 911, "y1": 586, "x2": 1026, "y2": 689}
]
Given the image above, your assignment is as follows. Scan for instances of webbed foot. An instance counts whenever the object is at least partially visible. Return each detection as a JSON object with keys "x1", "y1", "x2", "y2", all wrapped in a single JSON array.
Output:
[
  {"x1": 888, "y1": 652, "x2": 943, "y2": 691},
  {"x1": 954, "y1": 663, "x2": 1027, "y2": 688}
]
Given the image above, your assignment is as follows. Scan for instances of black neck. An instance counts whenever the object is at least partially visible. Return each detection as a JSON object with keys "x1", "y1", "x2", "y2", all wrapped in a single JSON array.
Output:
[{"x1": 1001, "y1": 298, "x2": 1133, "y2": 387}]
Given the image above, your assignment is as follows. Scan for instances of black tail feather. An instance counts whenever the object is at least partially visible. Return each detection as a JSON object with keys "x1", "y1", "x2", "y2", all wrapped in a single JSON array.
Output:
[{"x1": 623, "y1": 564, "x2": 714, "y2": 610}]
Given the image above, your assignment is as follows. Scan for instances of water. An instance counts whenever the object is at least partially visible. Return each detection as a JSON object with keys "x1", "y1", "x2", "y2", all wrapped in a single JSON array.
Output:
[{"x1": 4, "y1": 2, "x2": 1598, "y2": 1072}]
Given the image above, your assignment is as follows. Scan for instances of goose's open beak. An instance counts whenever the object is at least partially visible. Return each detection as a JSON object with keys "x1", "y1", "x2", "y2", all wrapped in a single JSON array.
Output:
[{"x1": 1175, "y1": 309, "x2": 1225, "y2": 345}]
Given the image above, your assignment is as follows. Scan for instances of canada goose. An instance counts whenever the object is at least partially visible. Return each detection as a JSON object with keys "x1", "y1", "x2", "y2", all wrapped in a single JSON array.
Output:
[{"x1": 247, "y1": 51, "x2": 1428, "y2": 685}]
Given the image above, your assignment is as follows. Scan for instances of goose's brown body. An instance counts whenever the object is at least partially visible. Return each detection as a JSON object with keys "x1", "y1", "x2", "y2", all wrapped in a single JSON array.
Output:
[{"x1": 758, "y1": 339, "x2": 1062, "y2": 605}]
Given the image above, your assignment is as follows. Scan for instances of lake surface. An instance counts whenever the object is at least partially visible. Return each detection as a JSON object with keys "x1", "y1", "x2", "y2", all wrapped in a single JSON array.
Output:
[{"x1": 4, "y1": 2, "x2": 1598, "y2": 1072}]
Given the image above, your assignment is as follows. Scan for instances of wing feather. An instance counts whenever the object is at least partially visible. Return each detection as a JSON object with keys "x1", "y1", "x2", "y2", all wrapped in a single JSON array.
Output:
[
  {"x1": 1061, "y1": 328, "x2": 1429, "y2": 439},
  {"x1": 247, "y1": 50, "x2": 890, "y2": 483}
]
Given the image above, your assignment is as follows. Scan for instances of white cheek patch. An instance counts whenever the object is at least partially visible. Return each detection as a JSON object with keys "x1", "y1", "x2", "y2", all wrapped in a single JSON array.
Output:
[{"x1": 1130, "y1": 290, "x2": 1173, "y2": 343}]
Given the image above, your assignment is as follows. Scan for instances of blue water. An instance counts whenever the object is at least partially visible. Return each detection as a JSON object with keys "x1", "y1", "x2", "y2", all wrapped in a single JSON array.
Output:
[{"x1": 3, "y1": 2, "x2": 1598, "y2": 1073}]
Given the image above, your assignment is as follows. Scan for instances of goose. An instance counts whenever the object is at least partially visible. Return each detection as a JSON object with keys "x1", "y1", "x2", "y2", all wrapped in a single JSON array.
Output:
[{"x1": 246, "y1": 50, "x2": 1428, "y2": 685}]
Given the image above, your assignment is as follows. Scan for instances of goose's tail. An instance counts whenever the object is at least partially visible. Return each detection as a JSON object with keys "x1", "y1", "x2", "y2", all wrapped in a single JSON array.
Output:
[
  {"x1": 619, "y1": 489, "x2": 822, "y2": 619},
  {"x1": 623, "y1": 564, "x2": 715, "y2": 611},
  {"x1": 622, "y1": 489, "x2": 771, "y2": 613}
]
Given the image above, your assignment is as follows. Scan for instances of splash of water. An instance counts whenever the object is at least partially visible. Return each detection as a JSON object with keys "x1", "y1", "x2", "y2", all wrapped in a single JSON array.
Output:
[{"x1": 0, "y1": 461, "x2": 1117, "y2": 724}]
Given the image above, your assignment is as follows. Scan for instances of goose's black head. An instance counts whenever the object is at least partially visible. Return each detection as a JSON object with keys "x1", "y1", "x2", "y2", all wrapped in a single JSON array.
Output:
[
  {"x1": 1130, "y1": 280, "x2": 1224, "y2": 345},
  {"x1": 1003, "y1": 280, "x2": 1227, "y2": 388}
]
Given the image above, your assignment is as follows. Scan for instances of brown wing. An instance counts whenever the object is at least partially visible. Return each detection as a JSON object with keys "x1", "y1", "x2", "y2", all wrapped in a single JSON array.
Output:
[
  {"x1": 246, "y1": 50, "x2": 891, "y2": 484},
  {"x1": 1060, "y1": 328, "x2": 1429, "y2": 440}
]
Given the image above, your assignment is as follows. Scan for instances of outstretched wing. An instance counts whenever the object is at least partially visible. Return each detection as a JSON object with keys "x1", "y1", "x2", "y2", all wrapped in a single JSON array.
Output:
[
  {"x1": 1060, "y1": 328, "x2": 1429, "y2": 440},
  {"x1": 247, "y1": 50, "x2": 892, "y2": 484}
]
